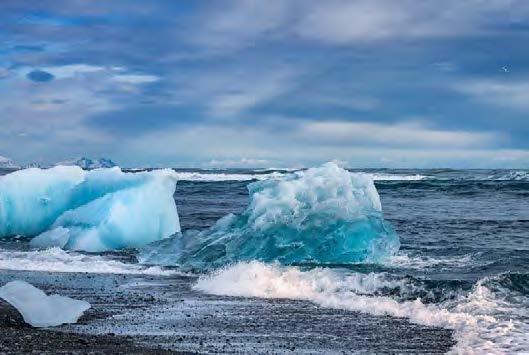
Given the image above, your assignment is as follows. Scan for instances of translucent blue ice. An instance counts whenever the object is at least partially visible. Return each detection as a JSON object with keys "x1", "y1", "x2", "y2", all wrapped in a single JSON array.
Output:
[
  {"x1": 0, "y1": 280, "x2": 91, "y2": 327},
  {"x1": 140, "y1": 163, "x2": 399, "y2": 268},
  {"x1": 0, "y1": 166, "x2": 180, "y2": 252}
]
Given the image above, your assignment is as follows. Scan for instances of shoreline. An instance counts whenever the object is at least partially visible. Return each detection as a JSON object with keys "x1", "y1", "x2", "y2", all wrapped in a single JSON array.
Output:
[
  {"x1": 0, "y1": 299, "x2": 175, "y2": 354},
  {"x1": 0, "y1": 270, "x2": 456, "y2": 354}
]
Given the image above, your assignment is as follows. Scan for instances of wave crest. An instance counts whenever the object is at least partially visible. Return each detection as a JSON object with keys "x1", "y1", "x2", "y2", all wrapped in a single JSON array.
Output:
[{"x1": 195, "y1": 262, "x2": 529, "y2": 354}]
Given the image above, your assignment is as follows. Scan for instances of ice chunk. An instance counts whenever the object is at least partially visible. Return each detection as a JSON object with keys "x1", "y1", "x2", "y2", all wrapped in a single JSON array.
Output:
[
  {"x1": 29, "y1": 227, "x2": 70, "y2": 249},
  {"x1": 140, "y1": 162, "x2": 399, "y2": 268},
  {"x1": 0, "y1": 166, "x2": 180, "y2": 252},
  {"x1": 0, "y1": 280, "x2": 91, "y2": 327}
]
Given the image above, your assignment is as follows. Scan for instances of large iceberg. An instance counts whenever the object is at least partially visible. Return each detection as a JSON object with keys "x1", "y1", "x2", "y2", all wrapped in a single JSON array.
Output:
[
  {"x1": 0, "y1": 166, "x2": 180, "y2": 252},
  {"x1": 0, "y1": 280, "x2": 91, "y2": 327},
  {"x1": 140, "y1": 162, "x2": 399, "y2": 269}
]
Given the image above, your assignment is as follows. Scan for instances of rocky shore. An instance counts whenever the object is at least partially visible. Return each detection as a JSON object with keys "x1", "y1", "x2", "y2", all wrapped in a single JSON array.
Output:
[{"x1": 0, "y1": 299, "x2": 174, "y2": 354}]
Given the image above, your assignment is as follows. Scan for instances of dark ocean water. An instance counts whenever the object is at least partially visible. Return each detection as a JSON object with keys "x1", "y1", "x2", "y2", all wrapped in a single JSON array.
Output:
[
  {"x1": 174, "y1": 169, "x2": 529, "y2": 281},
  {"x1": 1, "y1": 167, "x2": 528, "y2": 353},
  {"x1": 173, "y1": 169, "x2": 529, "y2": 353}
]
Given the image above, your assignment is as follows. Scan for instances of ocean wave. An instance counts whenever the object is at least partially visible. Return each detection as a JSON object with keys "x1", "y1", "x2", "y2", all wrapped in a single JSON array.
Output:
[
  {"x1": 486, "y1": 170, "x2": 529, "y2": 181},
  {"x1": 195, "y1": 261, "x2": 416, "y2": 299},
  {"x1": 172, "y1": 171, "x2": 427, "y2": 182},
  {"x1": 173, "y1": 171, "x2": 287, "y2": 182},
  {"x1": 169, "y1": 169, "x2": 527, "y2": 184},
  {"x1": 483, "y1": 272, "x2": 529, "y2": 296},
  {"x1": 389, "y1": 253, "x2": 482, "y2": 270},
  {"x1": 369, "y1": 173, "x2": 427, "y2": 181},
  {"x1": 195, "y1": 262, "x2": 529, "y2": 354},
  {"x1": 0, "y1": 248, "x2": 176, "y2": 275}
]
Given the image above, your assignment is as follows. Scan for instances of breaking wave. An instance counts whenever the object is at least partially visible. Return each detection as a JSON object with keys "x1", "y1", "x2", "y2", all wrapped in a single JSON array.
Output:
[
  {"x1": 369, "y1": 173, "x2": 427, "y2": 181},
  {"x1": 389, "y1": 252, "x2": 487, "y2": 270},
  {"x1": 172, "y1": 171, "x2": 427, "y2": 182},
  {"x1": 486, "y1": 170, "x2": 529, "y2": 181},
  {"x1": 195, "y1": 262, "x2": 529, "y2": 354},
  {"x1": 173, "y1": 171, "x2": 287, "y2": 182}
]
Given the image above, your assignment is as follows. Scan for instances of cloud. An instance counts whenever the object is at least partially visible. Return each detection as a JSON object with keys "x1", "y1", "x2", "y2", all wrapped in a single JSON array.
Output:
[
  {"x1": 19, "y1": 65, "x2": 160, "y2": 85},
  {"x1": 188, "y1": 0, "x2": 289, "y2": 52},
  {"x1": 112, "y1": 74, "x2": 160, "y2": 84},
  {"x1": 41, "y1": 64, "x2": 105, "y2": 79},
  {"x1": 206, "y1": 69, "x2": 296, "y2": 117},
  {"x1": 26, "y1": 70, "x2": 54, "y2": 82},
  {"x1": 116, "y1": 116, "x2": 510, "y2": 168},
  {"x1": 296, "y1": 120, "x2": 501, "y2": 148},
  {"x1": 294, "y1": 0, "x2": 496, "y2": 43},
  {"x1": 454, "y1": 79, "x2": 529, "y2": 111},
  {"x1": 166, "y1": 63, "x2": 299, "y2": 118},
  {"x1": 316, "y1": 96, "x2": 379, "y2": 111},
  {"x1": 187, "y1": 0, "x2": 529, "y2": 50},
  {"x1": 205, "y1": 157, "x2": 279, "y2": 168},
  {"x1": 302, "y1": 0, "x2": 529, "y2": 44},
  {"x1": 0, "y1": 63, "x2": 162, "y2": 162},
  {"x1": 2, "y1": 0, "x2": 529, "y2": 167},
  {"x1": 0, "y1": 69, "x2": 11, "y2": 79}
]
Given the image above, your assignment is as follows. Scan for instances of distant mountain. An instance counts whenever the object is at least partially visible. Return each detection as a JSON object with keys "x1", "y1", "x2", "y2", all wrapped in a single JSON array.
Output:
[
  {"x1": 57, "y1": 157, "x2": 117, "y2": 170},
  {"x1": 0, "y1": 156, "x2": 20, "y2": 169},
  {"x1": 24, "y1": 162, "x2": 46, "y2": 169}
]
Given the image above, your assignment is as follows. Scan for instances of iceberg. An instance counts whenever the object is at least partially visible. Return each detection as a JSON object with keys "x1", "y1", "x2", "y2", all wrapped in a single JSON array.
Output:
[
  {"x1": 0, "y1": 280, "x2": 91, "y2": 327},
  {"x1": 0, "y1": 166, "x2": 180, "y2": 252},
  {"x1": 140, "y1": 162, "x2": 399, "y2": 268}
]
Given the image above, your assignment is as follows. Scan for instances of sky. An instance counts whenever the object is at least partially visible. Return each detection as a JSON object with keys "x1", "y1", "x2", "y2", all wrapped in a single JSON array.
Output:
[{"x1": 1, "y1": 0, "x2": 529, "y2": 168}]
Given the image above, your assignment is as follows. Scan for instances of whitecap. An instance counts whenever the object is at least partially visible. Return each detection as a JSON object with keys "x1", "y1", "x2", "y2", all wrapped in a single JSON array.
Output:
[{"x1": 194, "y1": 262, "x2": 529, "y2": 354}]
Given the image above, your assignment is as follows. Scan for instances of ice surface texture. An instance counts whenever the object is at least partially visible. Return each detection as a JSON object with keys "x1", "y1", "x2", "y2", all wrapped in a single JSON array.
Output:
[
  {"x1": 0, "y1": 166, "x2": 180, "y2": 252},
  {"x1": 141, "y1": 163, "x2": 399, "y2": 268},
  {"x1": 0, "y1": 280, "x2": 91, "y2": 327}
]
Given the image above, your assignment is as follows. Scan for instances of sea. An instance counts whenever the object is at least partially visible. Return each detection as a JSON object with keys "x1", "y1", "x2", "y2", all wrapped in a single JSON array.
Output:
[{"x1": 0, "y1": 167, "x2": 528, "y2": 354}]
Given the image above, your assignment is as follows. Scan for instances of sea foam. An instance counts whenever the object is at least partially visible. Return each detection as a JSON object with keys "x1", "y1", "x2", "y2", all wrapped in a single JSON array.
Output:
[
  {"x1": 195, "y1": 262, "x2": 529, "y2": 354},
  {"x1": 172, "y1": 171, "x2": 427, "y2": 182},
  {"x1": 0, "y1": 247, "x2": 176, "y2": 275}
]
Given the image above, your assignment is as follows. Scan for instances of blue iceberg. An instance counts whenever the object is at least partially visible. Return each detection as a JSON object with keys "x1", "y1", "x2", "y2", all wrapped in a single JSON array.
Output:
[
  {"x1": 140, "y1": 163, "x2": 399, "y2": 268},
  {"x1": 0, "y1": 166, "x2": 180, "y2": 252}
]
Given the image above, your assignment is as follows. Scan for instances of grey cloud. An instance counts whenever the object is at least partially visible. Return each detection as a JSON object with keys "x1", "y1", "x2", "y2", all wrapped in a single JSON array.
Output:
[{"x1": 26, "y1": 69, "x2": 54, "y2": 82}]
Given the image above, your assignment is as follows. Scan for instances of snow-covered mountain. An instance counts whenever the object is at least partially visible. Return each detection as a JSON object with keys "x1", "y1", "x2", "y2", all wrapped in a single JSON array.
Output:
[
  {"x1": 0, "y1": 156, "x2": 20, "y2": 169},
  {"x1": 24, "y1": 162, "x2": 48, "y2": 169},
  {"x1": 56, "y1": 157, "x2": 117, "y2": 170}
]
